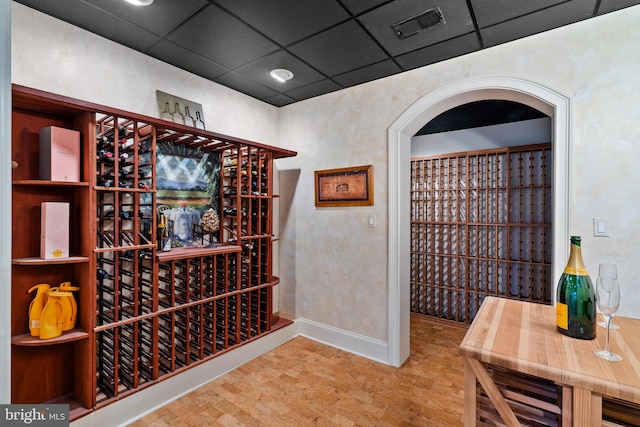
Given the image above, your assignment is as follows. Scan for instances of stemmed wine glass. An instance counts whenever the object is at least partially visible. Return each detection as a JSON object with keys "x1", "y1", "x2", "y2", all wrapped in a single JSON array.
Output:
[
  {"x1": 593, "y1": 263, "x2": 622, "y2": 362},
  {"x1": 597, "y1": 263, "x2": 620, "y2": 330}
]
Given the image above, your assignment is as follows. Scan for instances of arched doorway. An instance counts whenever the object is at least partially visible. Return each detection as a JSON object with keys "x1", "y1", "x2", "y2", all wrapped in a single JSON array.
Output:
[{"x1": 387, "y1": 76, "x2": 572, "y2": 367}]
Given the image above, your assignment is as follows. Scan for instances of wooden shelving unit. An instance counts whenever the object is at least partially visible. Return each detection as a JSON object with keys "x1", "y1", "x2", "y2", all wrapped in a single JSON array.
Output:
[
  {"x1": 11, "y1": 87, "x2": 95, "y2": 416},
  {"x1": 93, "y1": 113, "x2": 158, "y2": 404},
  {"x1": 410, "y1": 144, "x2": 552, "y2": 324},
  {"x1": 10, "y1": 84, "x2": 296, "y2": 420},
  {"x1": 154, "y1": 246, "x2": 243, "y2": 375}
]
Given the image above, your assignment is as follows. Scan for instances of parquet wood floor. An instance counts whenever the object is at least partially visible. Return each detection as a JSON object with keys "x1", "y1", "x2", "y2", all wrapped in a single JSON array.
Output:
[{"x1": 128, "y1": 314, "x2": 467, "y2": 426}]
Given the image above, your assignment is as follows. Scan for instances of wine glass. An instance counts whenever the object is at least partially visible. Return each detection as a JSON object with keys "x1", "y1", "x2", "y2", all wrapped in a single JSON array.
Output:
[
  {"x1": 597, "y1": 263, "x2": 620, "y2": 329},
  {"x1": 593, "y1": 265, "x2": 622, "y2": 361}
]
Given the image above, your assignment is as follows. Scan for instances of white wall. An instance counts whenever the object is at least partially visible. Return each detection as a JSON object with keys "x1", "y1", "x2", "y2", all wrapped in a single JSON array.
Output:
[
  {"x1": 277, "y1": 3, "x2": 640, "y2": 343},
  {"x1": 411, "y1": 117, "x2": 552, "y2": 157}
]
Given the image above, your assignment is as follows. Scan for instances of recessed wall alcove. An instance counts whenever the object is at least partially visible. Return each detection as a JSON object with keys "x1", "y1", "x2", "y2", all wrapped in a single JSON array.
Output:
[{"x1": 387, "y1": 76, "x2": 572, "y2": 367}]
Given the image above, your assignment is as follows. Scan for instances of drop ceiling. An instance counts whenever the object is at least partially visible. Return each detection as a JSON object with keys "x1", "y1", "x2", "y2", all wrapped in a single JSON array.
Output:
[{"x1": 13, "y1": 0, "x2": 640, "y2": 111}]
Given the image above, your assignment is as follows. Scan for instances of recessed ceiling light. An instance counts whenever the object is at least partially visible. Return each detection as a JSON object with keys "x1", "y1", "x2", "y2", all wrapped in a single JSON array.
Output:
[
  {"x1": 270, "y1": 69, "x2": 294, "y2": 83},
  {"x1": 124, "y1": 0, "x2": 154, "y2": 6}
]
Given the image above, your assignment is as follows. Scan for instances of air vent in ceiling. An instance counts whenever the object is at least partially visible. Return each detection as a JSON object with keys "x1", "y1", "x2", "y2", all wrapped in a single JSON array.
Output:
[{"x1": 392, "y1": 7, "x2": 445, "y2": 40}]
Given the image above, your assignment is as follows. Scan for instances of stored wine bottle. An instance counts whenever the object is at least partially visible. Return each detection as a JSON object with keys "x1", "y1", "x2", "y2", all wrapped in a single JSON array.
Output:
[
  {"x1": 97, "y1": 150, "x2": 114, "y2": 161},
  {"x1": 96, "y1": 268, "x2": 114, "y2": 280},
  {"x1": 556, "y1": 236, "x2": 596, "y2": 340},
  {"x1": 97, "y1": 134, "x2": 114, "y2": 148},
  {"x1": 97, "y1": 179, "x2": 114, "y2": 188},
  {"x1": 120, "y1": 210, "x2": 134, "y2": 219},
  {"x1": 117, "y1": 125, "x2": 130, "y2": 139}
]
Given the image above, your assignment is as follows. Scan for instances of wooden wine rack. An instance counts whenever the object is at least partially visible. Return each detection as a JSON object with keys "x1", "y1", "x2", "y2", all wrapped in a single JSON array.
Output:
[
  {"x1": 220, "y1": 145, "x2": 274, "y2": 301},
  {"x1": 410, "y1": 144, "x2": 552, "y2": 324},
  {"x1": 10, "y1": 84, "x2": 296, "y2": 420}
]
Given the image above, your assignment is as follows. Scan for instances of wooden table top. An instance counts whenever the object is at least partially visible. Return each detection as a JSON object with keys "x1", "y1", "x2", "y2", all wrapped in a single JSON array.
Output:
[{"x1": 459, "y1": 296, "x2": 640, "y2": 404}]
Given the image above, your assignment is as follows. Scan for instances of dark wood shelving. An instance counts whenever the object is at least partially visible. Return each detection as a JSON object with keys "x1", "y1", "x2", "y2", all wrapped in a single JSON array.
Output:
[{"x1": 11, "y1": 84, "x2": 296, "y2": 421}]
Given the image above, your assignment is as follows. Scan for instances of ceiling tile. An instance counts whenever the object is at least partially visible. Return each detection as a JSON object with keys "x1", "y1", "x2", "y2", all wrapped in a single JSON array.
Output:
[
  {"x1": 147, "y1": 40, "x2": 229, "y2": 80},
  {"x1": 82, "y1": 0, "x2": 209, "y2": 36},
  {"x1": 14, "y1": 0, "x2": 160, "y2": 51},
  {"x1": 216, "y1": 0, "x2": 350, "y2": 46},
  {"x1": 597, "y1": 0, "x2": 640, "y2": 14},
  {"x1": 395, "y1": 33, "x2": 479, "y2": 70},
  {"x1": 235, "y1": 50, "x2": 325, "y2": 92},
  {"x1": 359, "y1": 0, "x2": 474, "y2": 56},
  {"x1": 471, "y1": 0, "x2": 566, "y2": 28},
  {"x1": 284, "y1": 79, "x2": 343, "y2": 102},
  {"x1": 214, "y1": 72, "x2": 279, "y2": 100},
  {"x1": 332, "y1": 60, "x2": 401, "y2": 87},
  {"x1": 480, "y1": 0, "x2": 598, "y2": 47},
  {"x1": 166, "y1": 4, "x2": 279, "y2": 69},
  {"x1": 341, "y1": 0, "x2": 390, "y2": 16},
  {"x1": 288, "y1": 20, "x2": 389, "y2": 76},
  {"x1": 264, "y1": 93, "x2": 297, "y2": 107}
]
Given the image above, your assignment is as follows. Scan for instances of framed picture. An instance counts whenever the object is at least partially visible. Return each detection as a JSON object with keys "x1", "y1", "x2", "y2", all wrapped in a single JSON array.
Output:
[
  {"x1": 315, "y1": 165, "x2": 373, "y2": 207},
  {"x1": 155, "y1": 141, "x2": 221, "y2": 247}
]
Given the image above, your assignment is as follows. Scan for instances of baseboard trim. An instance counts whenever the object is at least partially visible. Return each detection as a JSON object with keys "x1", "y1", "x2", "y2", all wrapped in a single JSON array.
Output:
[
  {"x1": 297, "y1": 318, "x2": 389, "y2": 364},
  {"x1": 71, "y1": 318, "x2": 388, "y2": 426}
]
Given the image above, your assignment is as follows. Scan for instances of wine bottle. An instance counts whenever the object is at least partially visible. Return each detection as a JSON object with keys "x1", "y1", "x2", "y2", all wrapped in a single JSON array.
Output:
[
  {"x1": 117, "y1": 124, "x2": 130, "y2": 138},
  {"x1": 99, "y1": 170, "x2": 115, "y2": 179},
  {"x1": 556, "y1": 236, "x2": 596, "y2": 340},
  {"x1": 97, "y1": 150, "x2": 114, "y2": 161},
  {"x1": 97, "y1": 268, "x2": 114, "y2": 280},
  {"x1": 97, "y1": 133, "x2": 114, "y2": 148}
]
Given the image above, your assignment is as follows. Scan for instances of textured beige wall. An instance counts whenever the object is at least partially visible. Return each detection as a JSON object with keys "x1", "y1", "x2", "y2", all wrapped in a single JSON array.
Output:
[
  {"x1": 11, "y1": 3, "x2": 640, "y2": 345},
  {"x1": 277, "y1": 5, "x2": 640, "y2": 339}
]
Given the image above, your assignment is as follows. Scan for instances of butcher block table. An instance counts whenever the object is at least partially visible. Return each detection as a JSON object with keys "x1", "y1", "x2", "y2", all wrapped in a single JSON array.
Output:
[{"x1": 458, "y1": 296, "x2": 640, "y2": 426}]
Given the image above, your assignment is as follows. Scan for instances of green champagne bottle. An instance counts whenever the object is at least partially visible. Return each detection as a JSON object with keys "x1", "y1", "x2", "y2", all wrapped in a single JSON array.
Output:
[{"x1": 556, "y1": 236, "x2": 596, "y2": 339}]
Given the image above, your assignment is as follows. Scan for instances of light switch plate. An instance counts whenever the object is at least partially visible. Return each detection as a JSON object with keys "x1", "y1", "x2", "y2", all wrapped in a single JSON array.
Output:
[{"x1": 593, "y1": 218, "x2": 610, "y2": 237}]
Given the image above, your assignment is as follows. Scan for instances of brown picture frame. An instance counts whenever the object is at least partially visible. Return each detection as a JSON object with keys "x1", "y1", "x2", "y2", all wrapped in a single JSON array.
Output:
[{"x1": 314, "y1": 165, "x2": 373, "y2": 207}]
